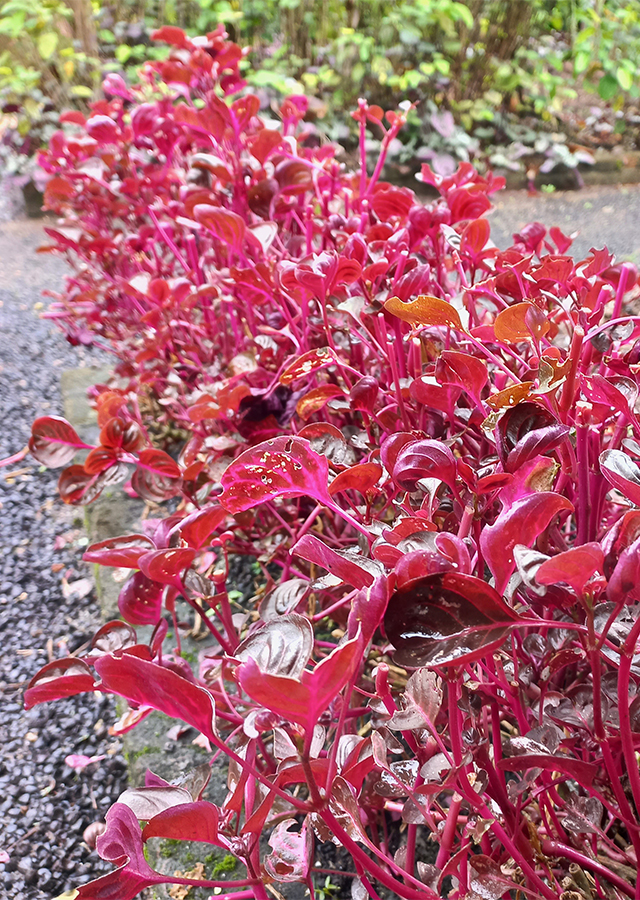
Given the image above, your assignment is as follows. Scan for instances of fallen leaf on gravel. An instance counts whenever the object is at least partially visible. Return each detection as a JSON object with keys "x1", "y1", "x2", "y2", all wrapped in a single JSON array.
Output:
[
  {"x1": 169, "y1": 863, "x2": 206, "y2": 899},
  {"x1": 61, "y1": 577, "x2": 93, "y2": 600}
]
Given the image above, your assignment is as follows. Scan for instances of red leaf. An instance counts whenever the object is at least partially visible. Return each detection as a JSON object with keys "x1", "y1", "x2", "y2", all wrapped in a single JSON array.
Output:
[
  {"x1": 250, "y1": 128, "x2": 284, "y2": 164},
  {"x1": 142, "y1": 802, "x2": 226, "y2": 846},
  {"x1": 220, "y1": 436, "x2": 331, "y2": 513},
  {"x1": 24, "y1": 658, "x2": 96, "y2": 709},
  {"x1": 371, "y1": 188, "x2": 414, "y2": 221},
  {"x1": 138, "y1": 549, "x2": 196, "y2": 586},
  {"x1": 238, "y1": 631, "x2": 363, "y2": 731},
  {"x1": 151, "y1": 25, "x2": 190, "y2": 47},
  {"x1": 536, "y1": 544, "x2": 604, "y2": 596},
  {"x1": 118, "y1": 572, "x2": 164, "y2": 626},
  {"x1": 264, "y1": 818, "x2": 312, "y2": 883},
  {"x1": 460, "y1": 218, "x2": 490, "y2": 257},
  {"x1": 29, "y1": 416, "x2": 90, "y2": 467},
  {"x1": 392, "y1": 439, "x2": 457, "y2": 492},
  {"x1": 84, "y1": 534, "x2": 156, "y2": 568},
  {"x1": 178, "y1": 506, "x2": 227, "y2": 549},
  {"x1": 494, "y1": 302, "x2": 549, "y2": 343},
  {"x1": 436, "y1": 351, "x2": 487, "y2": 404},
  {"x1": 296, "y1": 385, "x2": 344, "y2": 421},
  {"x1": 481, "y1": 493, "x2": 574, "y2": 593},
  {"x1": 329, "y1": 462, "x2": 382, "y2": 496},
  {"x1": 95, "y1": 654, "x2": 217, "y2": 740},
  {"x1": 194, "y1": 204, "x2": 246, "y2": 252}
]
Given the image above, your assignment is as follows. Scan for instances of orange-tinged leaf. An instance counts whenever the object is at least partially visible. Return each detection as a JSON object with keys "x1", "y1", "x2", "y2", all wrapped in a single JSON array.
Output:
[
  {"x1": 280, "y1": 347, "x2": 337, "y2": 385},
  {"x1": 384, "y1": 295, "x2": 462, "y2": 330},
  {"x1": 329, "y1": 462, "x2": 383, "y2": 496},
  {"x1": 486, "y1": 382, "x2": 533, "y2": 410},
  {"x1": 494, "y1": 302, "x2": 549, "y2": 343},
  {"x1": 296, "y1": 385, "x2": 344, "y2": 420}
]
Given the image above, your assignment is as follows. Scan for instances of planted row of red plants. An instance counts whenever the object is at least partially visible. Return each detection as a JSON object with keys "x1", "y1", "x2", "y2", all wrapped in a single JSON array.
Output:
[{"x1": 20, "y1": 23, "x2": 640, "y2": 900}]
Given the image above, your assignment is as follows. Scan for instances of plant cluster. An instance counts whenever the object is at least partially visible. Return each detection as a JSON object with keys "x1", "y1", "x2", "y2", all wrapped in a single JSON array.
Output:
[{"x1": 23, "y1": 25, "x2": 640, "y2": 900}]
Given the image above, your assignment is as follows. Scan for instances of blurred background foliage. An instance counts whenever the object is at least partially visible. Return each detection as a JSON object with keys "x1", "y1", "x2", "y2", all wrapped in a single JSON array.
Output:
[{"x1": 3, "y1": 0, "x2": 640, "y2": 183}]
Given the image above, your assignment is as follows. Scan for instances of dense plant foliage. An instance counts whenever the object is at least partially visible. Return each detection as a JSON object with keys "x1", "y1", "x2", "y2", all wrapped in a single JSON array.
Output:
[{"x1": 22, "y1": 25, "x2": 640, "y2": 900}]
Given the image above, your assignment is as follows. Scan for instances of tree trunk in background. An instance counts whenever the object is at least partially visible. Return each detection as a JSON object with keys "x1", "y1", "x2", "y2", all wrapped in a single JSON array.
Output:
[{"x1": 65, "y1": 0, "x2": 99, "y2": 57}]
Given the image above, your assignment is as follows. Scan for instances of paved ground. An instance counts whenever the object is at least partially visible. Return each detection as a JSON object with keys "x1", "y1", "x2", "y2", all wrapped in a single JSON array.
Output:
[
  {"x1": 0, "y1": 181, "x2": 637, "y2": 898},
  {"x1": 490, "y1": 182, "x2": 640, "y2": 262}
]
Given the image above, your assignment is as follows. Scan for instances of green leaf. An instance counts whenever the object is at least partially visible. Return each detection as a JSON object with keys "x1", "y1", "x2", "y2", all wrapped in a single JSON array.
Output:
[
  {"x1": 598, "y1": 72, "x2": 619, "y2": 100},
  {"x1": 37, "y1": 31, "x2": 58, "y2": 61},
  {"x1": 617, "y1": 65, "x2": 634, "y2": 92},
  {"x1": 70, "y1": 84, "x2": 93, "y2": 98},
  {"x1": 574, "y1": 50, "x2": 590, "y2": 75},
  {"x1": 115, "y1": 43, "x2": 132, "y2": 63},
  {"x1": 452, "y1": 2, "x2": 474, "y2": 29}
]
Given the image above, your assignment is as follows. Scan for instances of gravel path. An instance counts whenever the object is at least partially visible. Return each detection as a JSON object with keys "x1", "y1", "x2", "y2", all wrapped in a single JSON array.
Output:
[
  {"x1": 0, "y1": 218, "x2": 127, "y2": 899},
  {"x1": 0, "y1": 182, "x2": 636, "y2": 899}
]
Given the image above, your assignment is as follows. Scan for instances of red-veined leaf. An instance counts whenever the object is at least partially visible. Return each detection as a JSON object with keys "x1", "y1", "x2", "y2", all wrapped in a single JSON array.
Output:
[
  {"x1": 142, "y1": 802, "x2": 226, "y2": 847},
  {"x1": 29, "y1": 416, "x2": 90, "y2": 467},
  {"x1": 118, "y1": 572, "x2": 165, "y2": 626},
  {"x1": 535, "y1": 543, "x2": 604, "y2": 596},
  {"x1": 194, "y1": 204, "x2": 245, "y2": 252}
]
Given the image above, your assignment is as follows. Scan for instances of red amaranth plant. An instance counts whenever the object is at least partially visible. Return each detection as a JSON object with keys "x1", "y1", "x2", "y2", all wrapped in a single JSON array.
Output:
[{"x1": 22, "y1": 24, "x2": 640, "y2": 900}]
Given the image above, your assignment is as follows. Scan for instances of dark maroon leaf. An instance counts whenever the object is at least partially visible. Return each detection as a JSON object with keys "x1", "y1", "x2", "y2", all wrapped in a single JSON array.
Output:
[
  {"x1": 436, "y1": 351, "x2": 487, "y2": 404},
  {"x1": 58, "y1": 465, "x2": 103, "y2": 505},
  {"x1": 24, "y1": 658, "x2": 96, "y2": 709},
  {"x1": 90, "y1": 621, "x2": 137, "y2": 655},
  {"x1": 83, "y1": 534, "x2": 156, "y2": 568},
  {"x1": 29, "y1": 416, "x2": 91, "y2": 467},
  {"x1": 259, "y1": 578, "x2": 310, "y2": 622},
  {"x1": 384, "y1": 572, "x2": 520, "y2": 667},
  {"x1": 505, "y1": 424, "x2": 570, "y2": 473},
  {"x1": 116, "y1": 785, "x2": 192, "y2": 820}
]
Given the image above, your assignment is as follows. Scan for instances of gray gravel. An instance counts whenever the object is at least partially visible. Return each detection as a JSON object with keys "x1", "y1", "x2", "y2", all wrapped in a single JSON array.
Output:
[
  {"x1": 0, "y1": 218, "x2": 126, "y2": 899},
  {"x1": 0, "y1": 180, "x2": 636, "y2": 899}
]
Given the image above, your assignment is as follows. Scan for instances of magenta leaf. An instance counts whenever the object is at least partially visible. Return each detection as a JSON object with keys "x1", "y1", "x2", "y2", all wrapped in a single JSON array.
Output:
[
  {"x1": 384, "y1": 572, "x2": 520, "y2": 668},
  {"x1": 90, "y1": 621, "x2": 138, "y2": 655},
  {"x1": 95, "y1": 654, "x2": 217, "y2": 740},
  {"x1": 481, "y1": 493, "x2": 573, "y2": 593},
  {"x1": 24, "y1": 658, "x2": 96, "y2": 709},
  {"x1": 29, "y1": 416, "x2": 91, "y2": 467},
  {"x1": 83, "y1": 534, "x2": 156, "y2": 568},
  {"x1": 131, "y1": 449, "x2": 182, "y2": 502},
  {"x1": 220, "y1": 436, "x2": 331, "y2": 512},
  {"x1": 264, "y1": 818, "x2": 313, "y2": 883},
  {"x1": 391, "y1": 439, "x2": 457, "y2": 492},
  {"x1": 178, "y1": 505, "x2": 227, "y2": 548},
  {"x1": 498, "y1": 754, "x2": 598, "y2": 789}
]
